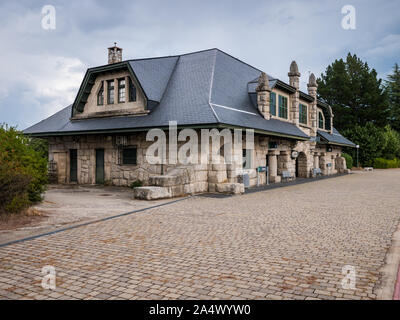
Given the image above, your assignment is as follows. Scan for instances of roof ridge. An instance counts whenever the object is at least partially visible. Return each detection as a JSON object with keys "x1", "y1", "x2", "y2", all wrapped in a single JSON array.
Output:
[
  {"x1": 208, "y1": 50, "x2": 220, "y2": 123},
  {"x1": 157, "y1": 55, "x2": 181, "y2": 104}
]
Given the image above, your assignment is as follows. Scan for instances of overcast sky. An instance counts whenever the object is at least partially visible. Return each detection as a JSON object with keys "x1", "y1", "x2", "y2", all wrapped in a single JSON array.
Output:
[{"x1": 0, "y1": 0, "x2": 399, "y2": 129}]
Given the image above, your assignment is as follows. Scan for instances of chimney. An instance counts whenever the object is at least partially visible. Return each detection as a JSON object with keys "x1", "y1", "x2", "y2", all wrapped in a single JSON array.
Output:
[
  {"x1": 288, "y1": 61, "x2": 300, "y2": 126},
  {"x1": 256, "y1": 72, "x2": 271, "y2": 120},
  {"x1": 108, "y1": 42, "x2": 122, "y2": 64},
  {"x1": 307, "y1": 73, "x2": 318, "y2": 136}
]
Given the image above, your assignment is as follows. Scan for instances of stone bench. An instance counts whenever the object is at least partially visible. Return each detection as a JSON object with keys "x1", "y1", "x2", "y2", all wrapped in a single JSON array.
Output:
[
  {"x1": 281, "y1": 170, "x2": 294, "y2": 182},
  {"x1": 312, "y1": 168, "x2": 322, "y2": 177}
]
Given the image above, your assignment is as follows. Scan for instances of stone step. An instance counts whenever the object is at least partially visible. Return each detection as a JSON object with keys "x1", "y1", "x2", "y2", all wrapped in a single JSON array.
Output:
[{"x1": 134, "y1": 186, "x2": 172, "y2": 200}]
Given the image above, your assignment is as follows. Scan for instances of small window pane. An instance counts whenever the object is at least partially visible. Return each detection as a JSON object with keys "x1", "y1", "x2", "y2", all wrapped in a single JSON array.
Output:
[
  {"x1": 107, "y1": 80, "x2": 114, "y2": 104},
  {"x1": 242, "y1": 149, "x2": 252, "y2": 169},
  {"x1": 118, "y1": 79, "x2": 125, "y2": 103},
  {"x1": 122, "y1": 148, "x2": 137, "y2": 165},
  {"x1": 319, "y1": 112, "x2": 324, "y2": 129},
  {"x1": 97, "y1": 82, "x2": 104, "y2": 106},
  {"x1": 278, "y1": 95, "x2": 288, "y2": 119},
  {"x1": 270, "y1": 92, "x2": 276, "y2": 116},
  {"x1": 129, "y1": 78, "x2": 136, "y2": 102},
  {"x1": 299, "y1": 103, "x2": 307, "y2": 124}
]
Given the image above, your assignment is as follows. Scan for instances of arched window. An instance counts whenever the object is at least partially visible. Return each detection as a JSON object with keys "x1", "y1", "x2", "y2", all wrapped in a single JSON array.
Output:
[
  {"x1": 97, "y1": 81, "x2": 104, "y2": 106},
  {"x1": 318, "y1": 112, "x2": 324, "y2": 129}
]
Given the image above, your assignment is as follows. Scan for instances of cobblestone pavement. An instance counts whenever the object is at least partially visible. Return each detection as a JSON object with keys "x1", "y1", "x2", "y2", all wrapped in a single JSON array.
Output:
[{"x1": 1, "y1": 170, "x2": 400, "y2": 300}]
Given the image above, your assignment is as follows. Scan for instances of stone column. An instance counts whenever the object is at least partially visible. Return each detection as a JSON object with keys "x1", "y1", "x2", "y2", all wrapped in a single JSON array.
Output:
[
  {"x1": 268, "y1": 150, "x2": 281, "y2": 183},
  {"x1": 319, "y1": 152, "x2": 327, "y2": 175},
  {"x1": 313, "y1": 152, "x2": 320, "y2": 169},
  {"x1": 256, "y1": 72, "x2": 271, "y2": 120},
  {"x1": 288, "y1": 61, "x2": 300, "y2": 126},
  {"x1": 307, "y1": 73, "x2": 318, "y2": 137}
]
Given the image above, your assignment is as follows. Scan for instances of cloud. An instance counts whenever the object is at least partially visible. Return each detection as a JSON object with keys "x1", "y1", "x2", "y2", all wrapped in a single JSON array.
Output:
[{"x1": 0, "y1": 0, "x2": 399, "y2": 128}]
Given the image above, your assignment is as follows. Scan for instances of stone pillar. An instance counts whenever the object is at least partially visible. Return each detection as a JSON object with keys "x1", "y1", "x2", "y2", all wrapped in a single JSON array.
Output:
[
  {"x1": 268, "y1": 150, "x2": 281, "y2": 183},
  {"x1": 288, "y1": 61, "x2": 300, "y2": 127},
  {"x1": 307, "y1": 73, "x2": 318, "y2": 137},
  {"x1": 313, "y1": 152, "x2": 320, "y2": 169},
  {"x1": 256, "y1": 72, "x2": 271, "y2": 120},
  {"x1": 319, "y1": 152, "x2": 327, "y2": 175}
]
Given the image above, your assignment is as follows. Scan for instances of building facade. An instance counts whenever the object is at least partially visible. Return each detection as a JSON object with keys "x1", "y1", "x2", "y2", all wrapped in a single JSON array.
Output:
[{"x1": 24, "y1": 46, "x2": 355, "y2": 199}]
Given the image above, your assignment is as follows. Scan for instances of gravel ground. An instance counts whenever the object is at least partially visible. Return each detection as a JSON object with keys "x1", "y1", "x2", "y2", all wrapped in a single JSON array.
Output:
[
  {"x1": 0, "y1": 185, "x2": 171, "y2": 245},
  {"x1": 0, "y1": 169, "x2": 399, "y2": 300}
]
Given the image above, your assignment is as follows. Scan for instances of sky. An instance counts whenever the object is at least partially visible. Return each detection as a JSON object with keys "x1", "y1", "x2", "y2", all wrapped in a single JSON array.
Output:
[{"x1": 0, "y1": 0, "x2": 399, "y2": 129}]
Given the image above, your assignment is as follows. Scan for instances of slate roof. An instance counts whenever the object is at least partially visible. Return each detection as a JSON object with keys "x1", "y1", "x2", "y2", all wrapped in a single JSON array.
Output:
[
  {"x1": 23, "y1": 48, "x2": 352, "y2": 144},
  {"x1": 317, "y1": 128, "x2": 356, "y2": 147}
]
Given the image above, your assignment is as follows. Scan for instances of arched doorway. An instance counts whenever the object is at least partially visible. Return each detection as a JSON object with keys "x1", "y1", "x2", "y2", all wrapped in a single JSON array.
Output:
[{"x1": 295, "y1": 152, "x2": 308, "y2": 178}]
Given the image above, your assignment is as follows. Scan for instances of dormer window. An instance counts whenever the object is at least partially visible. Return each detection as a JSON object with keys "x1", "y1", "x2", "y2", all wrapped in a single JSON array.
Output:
[
  {"x1": 318, "y1": 111, "x2": 324, "y2": 129},
  {"x1": 118, "y1": 78, "x2": 126, "y2": 103},
  {"x1": 107, "y1": 80, "x2": 115, "y2": 104},
  {"x1": 97, "y1": 81, "x2": 104, "y2": 106},
  {"x1": 129, "y1": 77, "x2": 136, "y2": 102}
]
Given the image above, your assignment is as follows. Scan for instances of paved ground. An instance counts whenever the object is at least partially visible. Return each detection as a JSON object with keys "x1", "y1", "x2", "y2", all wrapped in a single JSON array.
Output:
[
  {"x1": 0, "y1": 169, "x2": 400, "y2": 300},
  {"x1": 0, "y1": 185, "x2": 171, "y2": 244}
]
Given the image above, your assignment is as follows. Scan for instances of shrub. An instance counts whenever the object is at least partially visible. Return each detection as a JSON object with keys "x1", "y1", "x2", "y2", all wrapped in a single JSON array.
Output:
[
  {"x1": 0, "y1": 124, "x2": 48, "y2": 215},
  {"x1": 130, "y1": 180, "x2": 143, "y2": 189},
  {"x1": 373, "y1": 157, "x2": 400, "y2": 169},
  {"x1": 341, "y1": 153, "x2": 353, "y2": 169}
]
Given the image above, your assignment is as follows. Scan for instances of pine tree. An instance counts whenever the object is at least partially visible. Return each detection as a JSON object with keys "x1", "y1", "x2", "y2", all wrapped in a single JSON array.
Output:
[
  {"x1": 385, "y1": 63, "x2": 400, "y2": 132},
  {"x1": 317, "y1": 53, "x2": 389, "y2": 131}
]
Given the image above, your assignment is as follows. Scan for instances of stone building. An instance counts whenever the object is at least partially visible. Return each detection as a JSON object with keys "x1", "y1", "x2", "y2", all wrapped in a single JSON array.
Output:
[{"x1": 24, "y1": 46, "x2": 355, "y2": 199}]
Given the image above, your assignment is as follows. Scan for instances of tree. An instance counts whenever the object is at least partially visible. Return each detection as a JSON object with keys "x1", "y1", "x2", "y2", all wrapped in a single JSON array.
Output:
[
  {"x1": 0, "y1": 124, "x2": 48, "y2": 214},
  {"x1": 342, "y1": 123, "x2": 387, "y2": 167},
  {"x1": 317, "y1": 53, "x2": 389, "y2": 131},
  {"x1": 385, "y1": 63, "x2": 400, "y2": 132}
]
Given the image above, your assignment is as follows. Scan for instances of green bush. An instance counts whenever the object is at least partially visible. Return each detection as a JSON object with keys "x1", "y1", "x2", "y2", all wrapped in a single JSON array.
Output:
[
  {"x1": 0, "y1": 124, "x2": 48, "y2": 214},
  {"x1": 130, "y1": 180, "x2": 143, "y2": 189},
  {"x1": 373, "y1": 157, "x2": 400, "y2": 169},
  {"x1": 341, "y1": 153, "x2": 353, "y2": 169}
]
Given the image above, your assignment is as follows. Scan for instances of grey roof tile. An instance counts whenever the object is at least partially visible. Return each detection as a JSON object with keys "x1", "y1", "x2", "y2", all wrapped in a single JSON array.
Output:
[
  {"x1": 23, "y1": 48, "x2": 349, "y2": 144},
  {"x1": 317, "y1": 128, "x2": 356, "y2": 147}
]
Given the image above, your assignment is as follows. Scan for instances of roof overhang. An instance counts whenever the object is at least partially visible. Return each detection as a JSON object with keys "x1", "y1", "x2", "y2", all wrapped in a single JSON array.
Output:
[{"x1": 25, "y1": 123, "x2": 310, "y2": 141}]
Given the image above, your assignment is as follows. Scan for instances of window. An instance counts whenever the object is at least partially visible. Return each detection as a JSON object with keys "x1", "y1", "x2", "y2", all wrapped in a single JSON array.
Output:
[
  {"x1": 128, "y1": 77, "x2": 136, "y2": 102},
  {"x1": 242, "y1": 149, "x2": 252, "y2": 169},
  {"x1": 97, "y1": 81, "x2": 104, "y2": 106},
  {"x1": 318, "y1": 112, "x2": 324, "y2": 129},
  {"x1": 107, "y1": 80, "x2": 114, "y2": 104},
  {"x1": 299, "y1": 103, "x2": 308, "y2": 124},
  {"x1": 270, "y1": 92, "x2": 276, "y2": 116},
  {"x1": 118, "y1": 78, "x2": 126, "y2": 103},
  {"x1": 278, "y1": 95, "x2": 288, "y2": 119},
  {"x1": 122, "y1": 147, "x2": 137, "y2": 165}
]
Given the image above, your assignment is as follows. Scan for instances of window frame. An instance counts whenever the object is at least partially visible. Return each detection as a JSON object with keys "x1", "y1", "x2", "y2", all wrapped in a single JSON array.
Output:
[
  {"x1": 107, "y1": 80, "x2": 115, "y2": 104},
  {"x1": 242, "y1": 149, "x2": 252, "y2": 169},
  {"x1": 121, "y1": 147, "x2": 137, "y2": 165},
  {"x1": 278, "y1": 95, "x2": 288, "y2": 119},
  {"x1": 128, "y1": 77, "x2": 137, "y2": 102},
  {"x1": 97, "y1": 81, "x2": 104, "y2": 106},
  {"x1": 118, "y1": 78, "x2": 126, "y2": 103},
  {"x1": 270, "y1": 92, "x2": 276, "y2": 116},
  {"x1": 299, "y1": 103, "x2": 308, "y2": 125},
  {"x1": 318, "y1": 111, "x2": 325, "y2": 129}
]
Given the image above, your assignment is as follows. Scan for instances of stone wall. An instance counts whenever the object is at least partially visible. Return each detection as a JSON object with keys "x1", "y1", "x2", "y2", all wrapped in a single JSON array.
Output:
[{"x1": 47, "y1": 130, "x2": 345, "y2": 197}]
